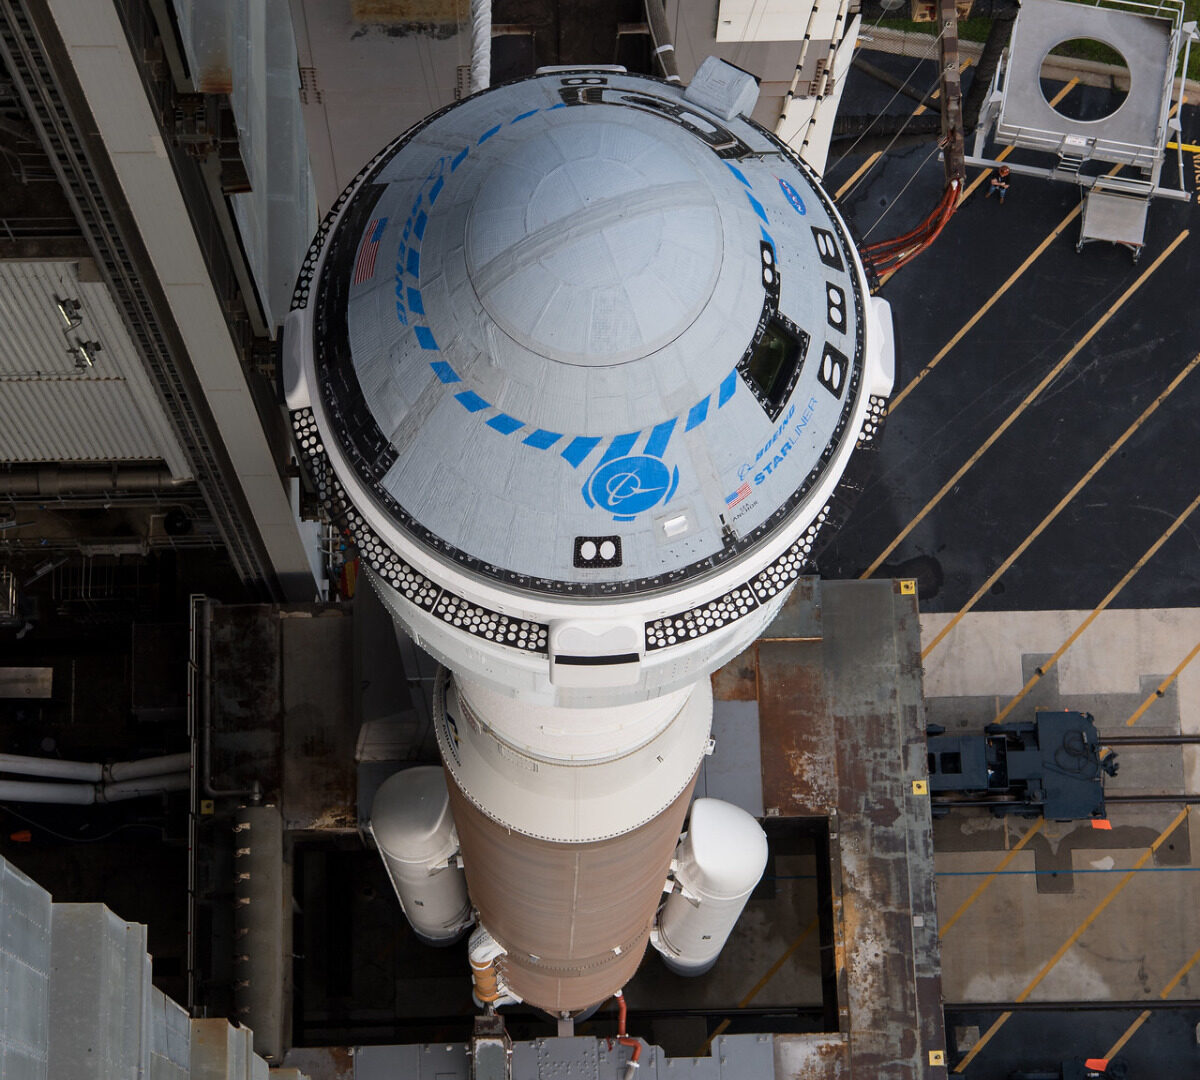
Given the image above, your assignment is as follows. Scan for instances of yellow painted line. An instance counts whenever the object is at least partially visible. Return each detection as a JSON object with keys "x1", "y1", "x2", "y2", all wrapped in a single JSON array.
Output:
[
  {"x1": 939, "y1": 820, "x2": 1043, "y2": 938},
  {"x1": 697, "y1": 916, "x2": 820, "y2": 1055},
  {"x1": 890, "y1": 161, "x2": 1123, "y2": 414},
  {"x1": 922, "y1": 352, "x2": 1200, "y2": 659},
  {"x1": 1126, "y1": 639, "x2": 1200, "y2": 726},
  {"x1": 1103, "y1": 1010, "x2": 1152, "y2": 1062},
  {"x1": 955, "y1": 1012, "x2": 1013, "y2": 1073},
  {"x1": 1167, "y1": 141, "x2": 1200, "y2": 153},
  {"x1": 994, "y1": 486, "x2": 1200, "y2": 725},
  {"x1": 836, "y1": 152, "x2": 880, "y2": 199},
  {"x1": 888, "y1": 200, "x2": 1087, "y2": 411},
  {"x1": 960, "y1": 80, "x2": 1077, "y2": 203},
  {"x1": 1102, "y1": 944, "x2": 1200, "y2": 1061},
  {"x1": 862, "y1": 228, "x2": 1189, "y2": 580},
  {"x1": 1015, "y1": 807, "x2": 1189, "y2": 999},
  {"x1": 954, "y1": 807, "x2": 1192, "y2": 1073},
  {"x1": 1158, "y1": 943, "x2": 1200, "y2": 998},
  {"x1": 960, "y1": 144, "x2": 1012, "y2": 202}
]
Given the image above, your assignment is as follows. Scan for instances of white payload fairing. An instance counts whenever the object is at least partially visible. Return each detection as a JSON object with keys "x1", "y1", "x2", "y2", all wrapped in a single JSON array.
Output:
[{"x1": 284, "y1": 59, "x2": 893, "y2": 1015}]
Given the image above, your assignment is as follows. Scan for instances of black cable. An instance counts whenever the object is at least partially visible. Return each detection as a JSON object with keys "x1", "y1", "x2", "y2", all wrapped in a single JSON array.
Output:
[{"x1": 0, "y1": 803, "x2": 167, "y2": 844}]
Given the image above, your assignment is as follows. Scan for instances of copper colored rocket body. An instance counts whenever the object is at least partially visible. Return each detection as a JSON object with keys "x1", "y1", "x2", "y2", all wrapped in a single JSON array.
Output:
[{"x1": 446, "y1": 770, "x2": 697, "y2": 1013}]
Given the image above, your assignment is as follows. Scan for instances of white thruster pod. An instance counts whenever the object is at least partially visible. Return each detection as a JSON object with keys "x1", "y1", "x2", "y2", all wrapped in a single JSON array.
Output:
[
  {"x1": 285, "y1": 56, "x2": 894, "y2": 1014},
  {"x1": 652, "y1": 799, "x2": 770, "y2": 975},
  {"x1": 368, "y1": 767, "x2": 473, "y2": 946}
]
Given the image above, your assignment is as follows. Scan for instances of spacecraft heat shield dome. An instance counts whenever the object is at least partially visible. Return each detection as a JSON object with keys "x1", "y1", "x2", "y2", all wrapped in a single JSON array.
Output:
[{"x1": 286, "y1": 68, "x2": 892, "y2": 627}]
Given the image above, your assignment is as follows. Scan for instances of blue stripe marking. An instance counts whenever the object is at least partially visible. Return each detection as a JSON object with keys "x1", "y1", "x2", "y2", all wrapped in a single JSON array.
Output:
[
  {"x1": 455, "y1": 390, "x2": 490, "y2": 412},
  {"x1": 430, "y1": 360, "x2": 459, "y2": 383},
  {"x1": 561, "y1": 436, "x2": 602, "y2": 468},
  {"x1": 451, "y1": 147, "x2": 469, "y2": 171},
  {"x1": 745, "y1": 192, "x2": 769, "y2": 224},
  {"x1": 406, "y1": 247, "x2": 420, "y2": 277},
  {"x1": 725, "y1": 162, "x2": 752, "y2": 187},
  {"x1": 548, "y1": 102, "x2": 566, "y2": 110},
  {"x1": 413, "y1": 210, "x2": 428, "y2": 241},
  {"x1": 487, "y1": 412, "x2": 524, "y2": 435},
  {"x1": 718, "y1": 370, "x2": 737, "y2": 407},
  {"x1": 685, "y1": 397, "x2": 710, "y2": 431},
  {"x1": 598, "y1": 432, "x2": 639, "y2": 466},
  {"x1": 407, "y1": 287, "x2": 425, "y2": 315},
  {"x1": 760, "y1": 226, "x2": 776, "y2": 251},
  {"x1": 428, "y1": 175, "x2": 445, "y2": 205},
  {"x1": 414, "y1": 325, "x2": 439, "y2": 351},
  {"x1": 645, "y1": 418, "x2": 677, "y2": 458},
  {"x1": 478, "y1": 124, "x2": 502, "y2": 144},
  {"x1": 511, "y1": 109, "x2": 539, "y2": 123},
  {"x1": 523, "y1": 428, "x2": 563, "y2": 450}
]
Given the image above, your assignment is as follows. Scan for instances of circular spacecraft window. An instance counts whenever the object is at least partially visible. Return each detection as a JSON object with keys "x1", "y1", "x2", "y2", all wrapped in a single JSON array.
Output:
[{"x1": 1040, "y1": 40, "x2": 1129, "y2": 122}]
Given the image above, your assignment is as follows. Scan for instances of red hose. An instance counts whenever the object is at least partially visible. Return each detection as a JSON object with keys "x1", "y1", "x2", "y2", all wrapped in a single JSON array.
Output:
[
  {"x1": 862, "y1": 180, "x2": 960, "y2": 277},
  {"x1": 862, "y1": 181, "x2": 956, "y2": 256},
  {"x1": 614, "y1": 991, "x2": 642, "y2": 1068}
]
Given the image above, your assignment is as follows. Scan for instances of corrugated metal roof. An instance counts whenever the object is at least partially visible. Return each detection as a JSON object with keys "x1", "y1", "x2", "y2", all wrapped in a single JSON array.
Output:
[{"x1": 0, "y1": 261, "x2": 191, "y2": 474}]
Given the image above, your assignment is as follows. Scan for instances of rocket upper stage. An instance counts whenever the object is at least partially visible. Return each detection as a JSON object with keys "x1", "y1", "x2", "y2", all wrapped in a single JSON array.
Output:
[{"x1": 287, "y1": 66, "x2": 892, "y2": 605}]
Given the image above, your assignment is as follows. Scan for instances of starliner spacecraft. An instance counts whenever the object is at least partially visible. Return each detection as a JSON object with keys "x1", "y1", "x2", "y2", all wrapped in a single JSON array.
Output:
[{"x1": 284, "y1": 58, "x2": 894, "y2": 1016}]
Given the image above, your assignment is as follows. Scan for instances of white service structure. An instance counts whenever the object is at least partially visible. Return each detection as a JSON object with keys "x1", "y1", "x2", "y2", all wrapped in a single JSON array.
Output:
[{"x1": 285, "y1": 58, "x2": 893, "y2": 1014}]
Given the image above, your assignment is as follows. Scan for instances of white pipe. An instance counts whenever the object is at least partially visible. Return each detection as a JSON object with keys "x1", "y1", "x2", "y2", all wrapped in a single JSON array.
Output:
[
  {"x1": 650, "y1": 799, "x2": 768, "y2": 976},
  {"x1": 0, "y1": 772, "x2": 189, "y2": 805},
  {"x1": 0, "y1": 779, "x2": 96, "y2": 804},
  {"x1": 0, "y1": 751, "x2": 191, "y2": 783},
  {"x1": 469, "y1": 0, "x2": 491, "y2": 93},
  {"x1": 105, "y1": 753, "x2": 191, "y2": 782},
  {"x1": 0, "y1": 753, "x2": 102, "y2": 782},
  {"x1": 98, "y1": 773, "x2": 190, "y2": 802}
]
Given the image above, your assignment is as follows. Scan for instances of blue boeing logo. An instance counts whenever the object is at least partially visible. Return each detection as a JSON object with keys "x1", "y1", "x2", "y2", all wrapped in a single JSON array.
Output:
[{"x1": 583, "y1": 454, "x2": 679, "y2": 521}]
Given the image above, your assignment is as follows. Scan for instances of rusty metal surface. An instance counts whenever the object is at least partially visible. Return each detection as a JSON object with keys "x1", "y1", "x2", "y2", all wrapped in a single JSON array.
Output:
[
  {"x1": 282, "y1": 1045, "x2": 355, "y2": 1080},
  {"x1": 752, "y1": 579, "x2": 946, "y2": 1079},
  {"x1": 281, "y1": 611, "x2": 357, "y2": 832},
  {"x1": 711, "y1": 644, "x2": 757, "y2": 701},
  {"x1": 758, "y1": 640, "x2": 836, "y2": 816},
  {"x1": 210, "y1": 604, "x2": 283, "y2": 799},
  {"x1": 775, "y1": 1033, "x2": 849, "y2": 1079},
  {"x1": 761, "y1": 576, "x2": 823, "y2": 640},
  {"x1": 210, "y1": 603, "x2": 357, "y2": 830}
]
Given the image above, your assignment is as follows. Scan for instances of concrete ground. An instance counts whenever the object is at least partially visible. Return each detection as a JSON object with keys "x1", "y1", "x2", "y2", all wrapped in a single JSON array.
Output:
[
  {"x1": 803, "y1": 49, "x2": 1200, "y2": 1073},
  {"x1": 921, "y1": 608, "x2": 1200, "y2": 1075}
]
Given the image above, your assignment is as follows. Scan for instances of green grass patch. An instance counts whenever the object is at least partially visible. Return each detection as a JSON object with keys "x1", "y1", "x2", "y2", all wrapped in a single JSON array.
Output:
[{"x1": 873, "y1": 0, "x2": 1199, "y2": 79}]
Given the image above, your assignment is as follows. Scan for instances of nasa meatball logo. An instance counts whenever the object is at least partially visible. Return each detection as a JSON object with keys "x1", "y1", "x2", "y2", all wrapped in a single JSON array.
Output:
[
  {"x1": 583, "y1": 454, "x2": 680, "y2": 521},
  {"x1": 778, "y1": 178, "x2": 806, "y2": 216}
]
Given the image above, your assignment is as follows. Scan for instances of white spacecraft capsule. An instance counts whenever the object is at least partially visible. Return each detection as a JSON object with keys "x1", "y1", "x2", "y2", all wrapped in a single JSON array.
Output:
[{"x1": 284, "y1": 59, "x2": 893, "y2": 1014}]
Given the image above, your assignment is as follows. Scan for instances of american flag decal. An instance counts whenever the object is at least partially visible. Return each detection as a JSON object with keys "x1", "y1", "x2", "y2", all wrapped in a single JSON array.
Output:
[
  {"x1": 353, "y1": 217, "x2": 388, "y2": 284},
  {"x1": 725, "y1": 481, "x2": 751, "y2": 508}
]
